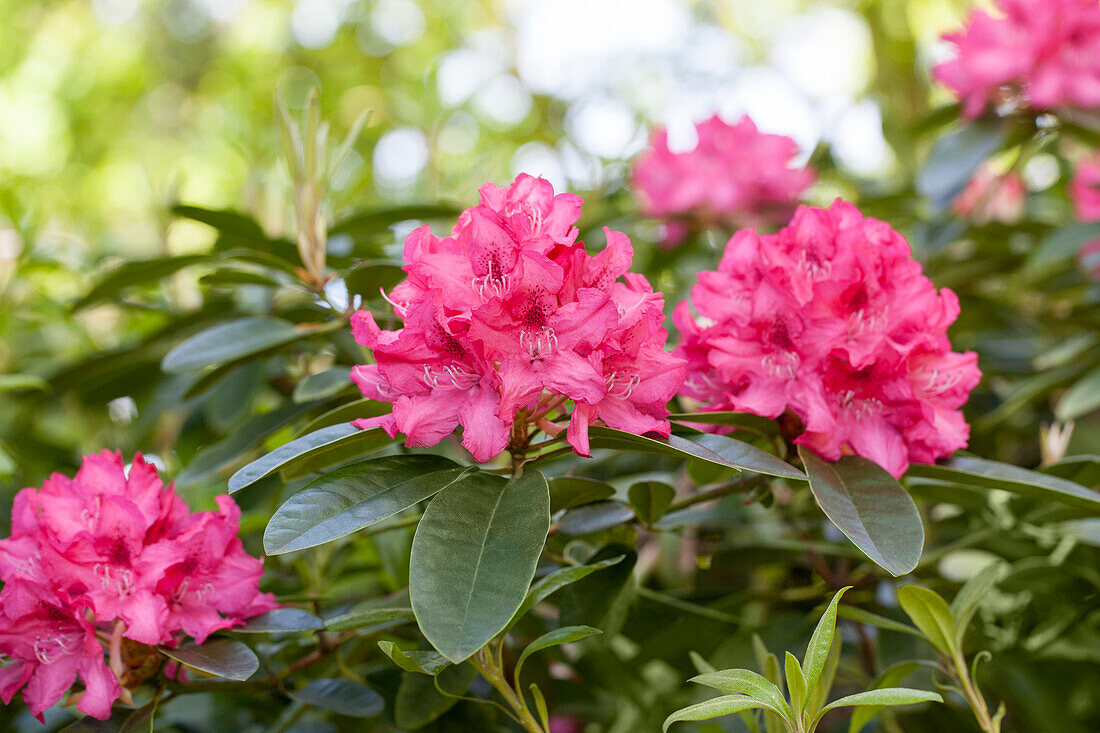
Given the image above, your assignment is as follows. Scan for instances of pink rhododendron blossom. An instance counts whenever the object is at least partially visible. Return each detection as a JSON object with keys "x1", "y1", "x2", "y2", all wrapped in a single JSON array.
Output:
[
  {"x1": 933, "y1": 0, "x2": 1100, "y2": 119},
  {"x1": 631, "y1": 114, "x2": 815, "y2": 246},
  {"x1": 1070, "y1": 154, "x2": 1100, "y2": 223},
  {"x1": 952, "y1": 164, "x2": 1026, "y2": 224},
  {"x1": 674, "y1": 200, "x2": 981, "y2": 478},
  {"x1": 351, "y1": 173, "x2": 686, "y2": 462},
  {"x1": 0, "y1": 451, "x2": 276, "y2": 720}
]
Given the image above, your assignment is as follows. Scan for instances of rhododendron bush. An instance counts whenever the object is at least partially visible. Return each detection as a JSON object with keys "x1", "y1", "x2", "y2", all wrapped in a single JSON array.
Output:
[{"x1": 2, "y1": 0, "x2": 1100, "y2": 731}]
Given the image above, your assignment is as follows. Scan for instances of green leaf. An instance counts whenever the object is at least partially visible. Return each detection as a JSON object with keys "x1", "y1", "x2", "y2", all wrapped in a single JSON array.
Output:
[
  {"x1": 907, "y1": 457, "x2": 1100, "y2": 513},
  {"x1": 330, "y1": 204, "x2": 460, "y2": 240},
  {"x1": 162, "y1": 317, "x2": 309, "y2": 373},
  {"x1": 228, "y1": 423, "x2": 378, "y2": 493},
  {"x1": 345, "y1": 260, "x2": 406, "y2": 298},
  {"x1": 76, "y1": 254, "x2": 210, "y2": 309},
  {"x1": 785, "y1": 651, "x2": 808, "y2": 717},
  {"x1": 529, "y1": 682, "x2": 550, "y2": 732},
  {"x1": 690, "y1": 651, "x2": 718, "y2": 675},
  {"x1": 263, "y1": 455, "x2": 465, "y2": 554},
  {"x1": 897, "y1": 585, "x2": 958, "y2": 657},
  {"x1": 628, "y1": 481, "x2": 676, "y2": 524},
  {"x1": 409, "y1": 470, "x2": 550, "y2": 662},
  {"x1": 669, "y1": 411, "x2": 780, "y2": 436},
  {"x1": 837, "y1": 606, "x2": 923, "y2": 638},
  {"x1": 803, "y1": 586, "x2": 850, "y2": 696},
  {"x1": 587, "y1": 426, "x2": 805, "y2": 479},
  {"x1": 801, "y1": 449, "x2": 923, "y2": 576},
  {"x1": 849, "y1": 662, "x2": 923, "y2": 733},
  {"x1": 0, "y1": 374, "x2": 49, "y2": 393},
  {"x1": 916, "y1": 120, "x2": 1005, "y2": 209},
  {"x1": 508, "y1": 556, "x2": 624, "y2": 628},
  {"x1": 1027, "y1": 221, "x2": 1100, "y2": 271},
  {"x1": 1056, "y1": 365, "x2": 1100, "y2": 421},
  {"x1": 158, "y1": 638, "x2": 259, "y2": 681},
  {"x1": 326, "y1": 607, "x2": 415, "y2": 631},
  {"x1": 950, "y1": 563, "x2": 1005, "y2": 647},
  {"x1": 234, "y1": 608, "x2": 324, "y2": 633},
  {"x1": 664, "y1": 695, "x2": 770, "y2": 731},
  {"x1": 557, "y1": 501, "x2": 635, "y2": 535},
  {"x1": 293, "y1": 367, "x2": 353, "y2": 403},
  {"x1": 691, "y1": 669, "x2": 792, "y2": 719},
  {"x1": 173, "y1": 204, "x2": 271, "y2": 243},
  {"x1": 377, "y1": 640, "x2": 451, "y2": 675},
  {"x1": 119, "y1": 698, "x2": 158, "y2": 733},
  {"x1": 549, "y1": 477, "x2": 616, "y2": 513},
  {"x1": 819, "y1": 688, "x2": 942, "y2": 716},
  {"x1": 514, "y1": 625, "x2": 602, "y2": 682},
  {"x1": 394, "y1": 663, "x2": 477, "y2": 730},
  {"x1": 289, "y1": 678, "x2": 385, "y2": 717}
]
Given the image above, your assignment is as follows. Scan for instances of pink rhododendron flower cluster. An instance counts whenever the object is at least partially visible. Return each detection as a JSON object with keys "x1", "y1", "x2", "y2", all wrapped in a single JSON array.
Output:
[
  {"x1": 1070, "y1": 154, "x2": 1100, "y2": 223},
  {"x1": 0, "y1": 451, "x2": 276, "y2": 721},
  {"x1": 631, "y1": 114, "x2": 815, "y2": 246},
  {"x1": 351, "y1": 173, "x2": 686, "y2": 461},
  {"x1": 933, "y1": 0, "x2": 1100, "y2": 119},
  {"x1": 674, "y1": 200, "x2": 981, "y2": 478},
  {"x1": 952, "y1": 164, "x2": 1026, "y2": 224}
]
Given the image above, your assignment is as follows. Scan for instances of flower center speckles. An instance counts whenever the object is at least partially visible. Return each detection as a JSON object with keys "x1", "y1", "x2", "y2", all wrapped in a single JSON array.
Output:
[
  {"x1": 920, "y1": 366, "x2": 962, "y2": 395},
  {"x1": 605, "y1": 371, "x2": 641, "y2": 399},
  {"x1": 761, "y1": 352, "x2": 800, "y2": 380},
  {"x1": 422, "y1": 363, "x2": 480, "y2": 390},
  {"x1": 519, "y1": 329, "x2": 557, "y2": 361},
  {"x1": 192, "y1": 581, "x2": 215, "y2": 602},
  {"x1": 33, "y1": 634, "x2": 81, "y2": 665},
  {"x1": 798, "y1": 249, "x2": 832, "y2": 280},
  {"x1": 472, "y1": 272, "x2": 510, "y2": 300},
  {"x1": 839, "y1": 389, "x2": 884, "y2": 418},
  {"x1": 93, "y1": 563, "x2": 133, "y2": 597},
  {"x1": 848, "y1": 306, "x2": 889, "y2": 337}
]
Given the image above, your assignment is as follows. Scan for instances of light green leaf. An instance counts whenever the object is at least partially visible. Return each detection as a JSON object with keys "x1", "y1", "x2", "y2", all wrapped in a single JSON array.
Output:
[
  {"x1": 158, "y1": 638, "x2": 258, "y2": 681},
  {"x1": 289, "y1": 678, "x2": 385, "y2": 717},
  {"x1": 0, "y1": 374, "x2": 49, "y2": 393},
  {"x1": 664, "y1": 695, "x2": 770, "y2": 731},
  {"x1": 849, "y1": 662, "x2": 923, "y2": 733},
  {"x1": 377, "y1": 640, "x2": 451, "y2": 675},
  {"x1": 409, "y1": 470, "x2": 550, "y2": 662},
  {"x1": 691, "y1": 669, "x2": 792, "y2": 719},
  {"x1": 162, "y1": 317, "x2": 310, "y2": 373},
  {"x1": 801, "y1": 449, "x2": 923, "y2": 576},
  {"x1": 897, "y1": 585, "x2": 958, "y2": 657},
  {"x1": 76, "y1": 254, "x2": 210, "y2": 309},
  {"x1": 950, "y1": 562, "x2": 1005, "y2": 646},
  {"x1": 263, "y1": 455, "x2": 465, "y2": 554},
  {"x1": 326, "y1": 607, "x2": 416, "y2": 631},
  {"x1": 837, "y1": 605, "x2": 923, "y2": 638},
  {"x1": 786, "y1": 651, "x2": 807, "y2": 717},
  {"x1": 508, "y1": 556, "x2": 624, "y2": 629},
  {"x1": 529, "y1": 683, "x2": 550, "y2": 732},
  {"x1": 514, "y1": 625, "x2": 601, "y2": 683},
  {"x1": 819, "y1": 687, "x2": 942, "y2": 717},
  {"x1": 803, "y1": 586, "x2": 850, "y2": 697}
]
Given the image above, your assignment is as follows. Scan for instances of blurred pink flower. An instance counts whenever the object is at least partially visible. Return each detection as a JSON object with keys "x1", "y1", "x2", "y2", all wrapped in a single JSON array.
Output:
[
  {"x1": 674, "y1": 200, "x2": 981, "y2": 478},
  {"x1": 953, "y1": 164, "x2": 1026, "y2": 224},
  {"x1": 1070, "y1": 154, "x2": 1100, "y2": 223},
  {"x1": 631, "y1": 114, "x2": 815, "y2": 246},
  {"x1": 0, "y1": 452, "x2": 275, "y2": 720},
  {"x1": 352, "y1": 173, "x2": 685, "y2": 461},
  {"x1": 933, "y1": 0, "x2": 1100, "y2": 118}
]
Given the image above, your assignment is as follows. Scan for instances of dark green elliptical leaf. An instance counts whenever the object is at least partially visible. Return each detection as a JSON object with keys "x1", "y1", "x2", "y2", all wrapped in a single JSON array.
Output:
[
  {"x1": 289, "y1": 678, "x2": 384, "y2": 717},
  {"x1": 264, "y1": 455, "x2": 467, "y2": 554},
  {"x1": 906, "y1": 456, "x2": 1100, "y2": 513},
  {"x1": 800, "y1": 448, "x2": 923, "y2": 576},
  {"x1": 229, "y1": 423, "x2": 386, "y2": 492},
  {"x1": 158, "y1": 639, "x2": 259, "y2": 681},
  {"x1": 587, "y1": 426, "x2": 805, "y2": 479},
  {"x1": 161, "y1": 317, "x2": 310, "y2": 373},
  {"x1": 409, "y1": 470, "x2": 550, "y2": 663}
]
